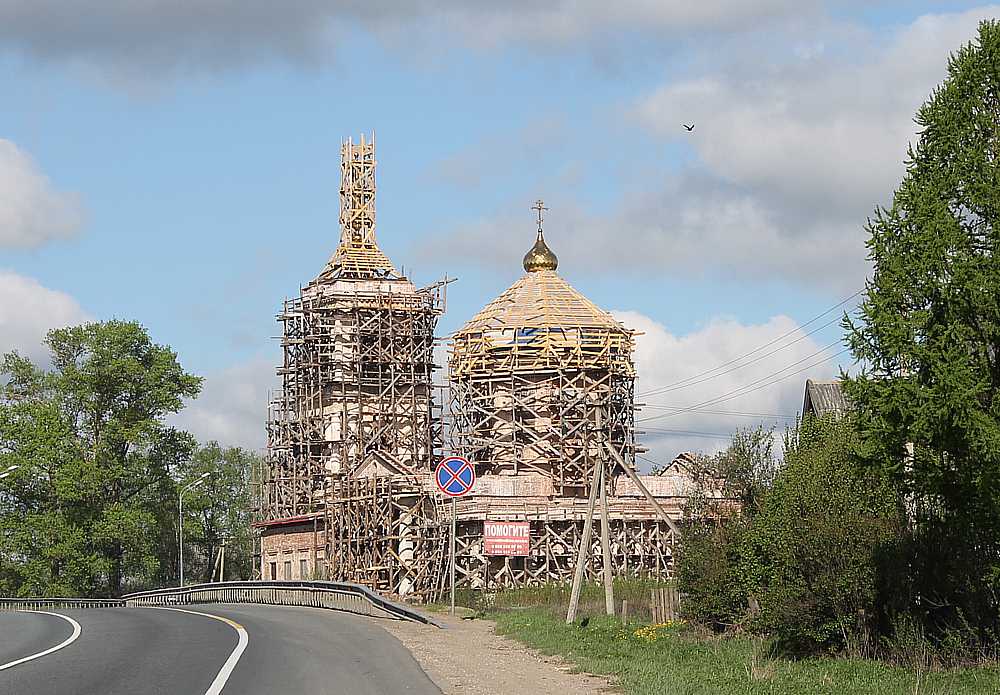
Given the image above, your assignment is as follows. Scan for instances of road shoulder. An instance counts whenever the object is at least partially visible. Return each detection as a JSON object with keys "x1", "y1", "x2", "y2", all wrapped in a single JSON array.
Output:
[{"x1": 382, "y1": 612, "x2": 614, "y2": 695}]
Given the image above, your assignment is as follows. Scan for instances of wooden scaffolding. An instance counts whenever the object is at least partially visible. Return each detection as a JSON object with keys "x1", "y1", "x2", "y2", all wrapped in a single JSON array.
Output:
[
  {"x1": 257, "y1": 134, "x2": 447, "y2": 600},
  {"x1": 446, "y1": 203, "x2": 676, "y2": 589}
]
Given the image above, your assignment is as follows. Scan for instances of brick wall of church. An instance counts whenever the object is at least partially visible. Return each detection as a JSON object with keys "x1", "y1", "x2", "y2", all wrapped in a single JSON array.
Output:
[{"x1": 260, "y1": 522, "x2": 327, "y2": 581}]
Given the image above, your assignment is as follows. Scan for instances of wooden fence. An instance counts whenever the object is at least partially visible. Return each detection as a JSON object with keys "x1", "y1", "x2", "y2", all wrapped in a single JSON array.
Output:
[{"x1": 650, "y1": 586, "x2": 680, "y2": 624}]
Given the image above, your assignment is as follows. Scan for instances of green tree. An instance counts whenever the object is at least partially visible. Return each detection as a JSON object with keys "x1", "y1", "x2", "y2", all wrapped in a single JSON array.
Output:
[
  {"x1": 844, "y1": 20, "x2": 1000, "y2": 640},
  {"x1": 178, "y1": 442, "x2": 258, "y2": 583},
  {"x1": 0, "y1": 374, "x2": 102, "y2": 597},
  {"x1": 0, "y1": 321, "x2": 201, "y2": 597}
]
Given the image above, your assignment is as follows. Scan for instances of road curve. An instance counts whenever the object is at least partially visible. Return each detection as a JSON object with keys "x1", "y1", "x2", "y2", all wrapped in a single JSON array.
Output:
[
  {"x1": 0, "y1": 604, "x2": 441, "y2": 695},
  {"x1": 0, "y1": 610, "x2": 80, "y2": 671}
]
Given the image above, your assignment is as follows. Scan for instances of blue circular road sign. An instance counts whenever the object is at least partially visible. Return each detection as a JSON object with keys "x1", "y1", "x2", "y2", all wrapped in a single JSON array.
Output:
[{"x1": 435, "y1": 456, "x2": 475, "y2": 498}]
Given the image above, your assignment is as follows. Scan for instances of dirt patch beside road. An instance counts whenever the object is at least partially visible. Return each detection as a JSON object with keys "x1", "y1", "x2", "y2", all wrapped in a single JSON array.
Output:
[{"x1": 383, "y1": 612, "x2": 615, "y2": 695}]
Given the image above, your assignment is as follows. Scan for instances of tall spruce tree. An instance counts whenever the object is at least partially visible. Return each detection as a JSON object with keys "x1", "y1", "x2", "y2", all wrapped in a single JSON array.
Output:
[{"x1": 845, "y1": 20, "x2": 1000, "y2": 636}]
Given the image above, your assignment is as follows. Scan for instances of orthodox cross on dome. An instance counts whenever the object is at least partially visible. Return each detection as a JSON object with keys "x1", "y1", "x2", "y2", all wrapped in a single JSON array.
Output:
[
  {"x1": 523, "y1": 199, "x2": 558, "y2": 273},
  {"x1": 532, "y1": 199, "x2": 548, "y2": 232}
]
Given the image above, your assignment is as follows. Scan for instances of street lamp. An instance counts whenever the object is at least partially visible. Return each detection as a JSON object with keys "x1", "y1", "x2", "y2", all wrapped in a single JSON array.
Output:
[
  {"x1": 0, "y1": 465, "x2": 19, "y2": 480},
  {"x1": 179, "y1": 472, "x2": 210, "y2": 587}
]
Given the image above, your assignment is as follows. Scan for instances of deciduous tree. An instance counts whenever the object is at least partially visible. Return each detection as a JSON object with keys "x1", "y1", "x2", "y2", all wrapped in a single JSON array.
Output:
[
  {"x1": 0, "y1": 321, "x2": 201, "y2": 596},
  {"x1": 179, "y1": 442, "x2": 258, "y2": 583}
]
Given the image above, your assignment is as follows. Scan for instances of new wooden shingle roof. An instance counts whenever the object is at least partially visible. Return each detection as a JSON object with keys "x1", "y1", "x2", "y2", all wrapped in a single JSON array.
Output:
[
  {"x1": 311, "y1": 239, "x2": 399, "y2": 284},
  {"x1": 456, "y1": 268, "x2": 628, "y2": 334},
  {"x1": 450, "y1": 228, "x2": 634, "y2": 375}
]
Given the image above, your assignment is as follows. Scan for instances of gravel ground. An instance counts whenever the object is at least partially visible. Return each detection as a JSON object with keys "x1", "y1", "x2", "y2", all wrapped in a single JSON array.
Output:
[{"x1": 383, "y1": 612, "x2": 615, "y2": 695}]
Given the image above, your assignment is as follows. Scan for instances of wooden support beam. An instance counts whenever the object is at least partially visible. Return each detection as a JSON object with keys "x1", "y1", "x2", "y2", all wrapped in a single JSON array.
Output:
[
  {"x1": 599, "y1": 462, "x2": 615, "y2": 616},
  {"x1": 566, "y1": 455, "x2": 602, "y2": 624},
  {"x1": 605, "y1": 442, "x2": 681, "y2": 536}
]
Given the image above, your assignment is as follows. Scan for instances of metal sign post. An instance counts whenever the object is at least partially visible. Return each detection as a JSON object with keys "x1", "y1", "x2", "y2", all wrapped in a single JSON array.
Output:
[
  {"x1": 450, "y1": 498, "x2": 457, "y2": 616},
  {"x1": 435, "y1": 456, "x2": 476, "y2": 617}
]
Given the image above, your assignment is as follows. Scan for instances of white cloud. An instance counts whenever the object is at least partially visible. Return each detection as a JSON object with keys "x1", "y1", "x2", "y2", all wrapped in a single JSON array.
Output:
[
  {"x1": 415, "y1": 177, "x2": 869, "y2": 293},
  {"x1": 169, "y1": 332, "x2": 451, "y2": 452},
  {"x1": 613, "y1": 310, "x2": 848, "y2": 469},
  {"x1": 0, "y1": 140, "x2": 83, "y2": 249},
  {"x1": 170, "y1": 356, "x2": 273, "y2": 450},
  {"x1": 162, "y1": 309, "x2": 847, "y2": 463},
  {"x1": 0, "y1": 270, "x2": 269, "y2": 448},
  {"x1": 425, "y1": 0, "x2": 810, "y2": 48},
  {"x1": 0, "y1": 270, "x2": 90, "y2": 363},
  {"x1": 422, "y1": 7, "x2": 997, "y2": 292},
  {"x1": 430, "y1": 116, "x2": 575, "y2": 191},
  {"x1": 626, "y1": 7, "x2": 997, "y2": 287},
  {"x1": 636, "y1": 7, "x2": 996, "y2": 216}
]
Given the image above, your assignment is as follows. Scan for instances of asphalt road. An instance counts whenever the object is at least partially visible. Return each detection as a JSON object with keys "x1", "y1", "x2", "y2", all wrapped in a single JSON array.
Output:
[{"x1": 0, "y1": 604, "x2": 441, "y2": 694}]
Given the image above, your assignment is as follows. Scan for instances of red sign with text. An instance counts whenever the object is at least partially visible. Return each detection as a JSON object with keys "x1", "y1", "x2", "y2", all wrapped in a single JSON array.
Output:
[{"x1": 483, "y1": 521, "x2": 530, "y2": 556}]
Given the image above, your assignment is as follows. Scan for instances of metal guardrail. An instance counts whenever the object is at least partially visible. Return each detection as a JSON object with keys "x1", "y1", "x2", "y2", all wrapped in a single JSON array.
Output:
[
  {"x1": 0, "y1": 581, "x2": 440, "y2": 627},
  {"x1": 0, "y1": 598, "x2": 123, "y2": 611},
  {"x1": 123, "y1": 580, "x2": 441, "y2": 627}
]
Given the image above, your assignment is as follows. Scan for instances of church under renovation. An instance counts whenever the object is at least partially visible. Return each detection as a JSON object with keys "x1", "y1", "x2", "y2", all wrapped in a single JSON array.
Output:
[{"x1": 254, "y1": 136, "x2": 696, "y2": 600}]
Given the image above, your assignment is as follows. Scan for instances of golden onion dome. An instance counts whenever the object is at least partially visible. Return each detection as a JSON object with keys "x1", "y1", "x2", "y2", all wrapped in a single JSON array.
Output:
[{"x1": 522, "y1": 230, "x2": 558, "y2": 273}]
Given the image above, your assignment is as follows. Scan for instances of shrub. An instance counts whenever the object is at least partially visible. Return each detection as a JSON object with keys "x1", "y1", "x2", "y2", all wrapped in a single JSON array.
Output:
[
  {"x1": 676, "y1": 518, "x2": 750, "y2": 630},
  {"x1": 746, "y1": 416, "x2": 903, "y2": 654},
  {"x1": 676, "y1": 426, "x2": 775, "y2": 630},
  {"x1": 877, "y1": 514, "x2": 1000, "y2": 666}
]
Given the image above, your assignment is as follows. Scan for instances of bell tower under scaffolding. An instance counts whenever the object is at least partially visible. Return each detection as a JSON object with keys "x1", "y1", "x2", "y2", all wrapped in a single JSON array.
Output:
[{"x1": 256, "y1": 134, "x2": 449, "y2": 599}]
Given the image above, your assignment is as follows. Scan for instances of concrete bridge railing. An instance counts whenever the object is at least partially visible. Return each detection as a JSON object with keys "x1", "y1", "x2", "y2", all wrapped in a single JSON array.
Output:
[{"x1": 1, "y1": 580, "x2": 440, "y2": 627}]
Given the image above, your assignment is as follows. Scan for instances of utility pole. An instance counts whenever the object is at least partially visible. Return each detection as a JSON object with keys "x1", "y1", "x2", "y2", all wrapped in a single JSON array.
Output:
[
  {"x1": 599, "y1": 460, "x2": 615, "y2": 616},
  {"x1": 566, "y1": 457, "x2": 601, "y2": 624},
  {"x1": 179, "y1": 472, "x2": 210, "y2": 587},
  {"x1": 450, "y1": 497, "x2": 457, "y2": 616},
  {"x1": 567, "y1": 409, "x2": 607, "y2": 624},
  {"x1": 606, "y1": 443, "x2": 680, "y2": 536}
]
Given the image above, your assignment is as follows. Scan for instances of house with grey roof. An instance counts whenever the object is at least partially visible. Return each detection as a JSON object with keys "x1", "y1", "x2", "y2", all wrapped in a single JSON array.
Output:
[{"x1": 802, "y1": 378, "x2": 850, "y2": 417}]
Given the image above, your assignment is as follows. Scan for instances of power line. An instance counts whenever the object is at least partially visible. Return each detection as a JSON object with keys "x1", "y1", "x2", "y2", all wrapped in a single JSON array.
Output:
[
  {"x1": 637, "y1": 454, "x2": 678, "y2": 470},
  {"x1": 638, "y1": 346, "x2": 849, "y2": 424},
  {"x1": 637, "y1": 454, "x2": 668, "y2": 470},
  {"x1": 641, "y1": 339, "x2": 839, "y2": 416},
  {"x1": 642, "y1": 428, "x2": 735, "y2": 439},
  {"x1": 643, "y1": 349, "x2": 848, "y2": 423},
  {"x1": 636, "y1": 289, "x2": 862, "y2": 397},
  {"x1": 638, "y1": 314, "x2": 843, "y2": 398},
  {"x1": 639, "y1": 405, "x2": 797, "y2": 419},
  {"x1": 686, "y1": 346, "x2": 848, "y2": 412}
]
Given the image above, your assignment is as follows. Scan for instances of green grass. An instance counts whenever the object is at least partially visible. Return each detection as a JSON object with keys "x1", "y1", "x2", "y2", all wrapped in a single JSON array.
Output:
[
  {"x1": 457, "y1": 578, "x2": 674, "y2": 622},
  {"x1": 489, "y1": 609, "x2": 1000, "y2": 695}
]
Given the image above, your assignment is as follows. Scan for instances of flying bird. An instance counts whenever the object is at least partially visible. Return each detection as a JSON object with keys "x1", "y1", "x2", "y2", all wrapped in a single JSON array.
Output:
[{"x1": 682, "y1": 124, "x2": 695, "y2": 132}]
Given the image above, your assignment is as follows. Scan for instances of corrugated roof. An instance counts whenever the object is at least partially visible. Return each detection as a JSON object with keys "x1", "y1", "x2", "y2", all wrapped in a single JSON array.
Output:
[{"x1": 802, "y1": 379, "x2": 850, "y2": 417}]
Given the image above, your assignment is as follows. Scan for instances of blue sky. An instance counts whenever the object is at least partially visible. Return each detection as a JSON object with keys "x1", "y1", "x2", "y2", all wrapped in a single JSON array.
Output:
[{"x1": 1, "y1": 1, "x2": 996, "y2": 463}]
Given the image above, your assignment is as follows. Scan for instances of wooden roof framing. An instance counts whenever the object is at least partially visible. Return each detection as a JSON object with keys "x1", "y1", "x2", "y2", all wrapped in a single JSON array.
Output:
[
  {"x1": 451, "y1": 267, "x2": 635, "y2": 377},
  {"x1": 311, "y1": 133, "x2": 400, "y2": 283}
]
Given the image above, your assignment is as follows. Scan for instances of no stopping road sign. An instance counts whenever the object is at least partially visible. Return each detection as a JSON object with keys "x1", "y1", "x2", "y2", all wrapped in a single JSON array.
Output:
[{"x1": 435, "y1": 456, "x2": 475, "y2": 497}]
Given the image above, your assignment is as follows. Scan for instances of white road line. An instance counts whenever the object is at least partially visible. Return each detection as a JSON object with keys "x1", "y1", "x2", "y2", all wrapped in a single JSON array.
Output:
[
  {"x1": 148, "y1": 607, "x2": 249, "y2": 695},
  {"x1": 0, "y1": 611, "x2": 82, "y2": 671}
]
